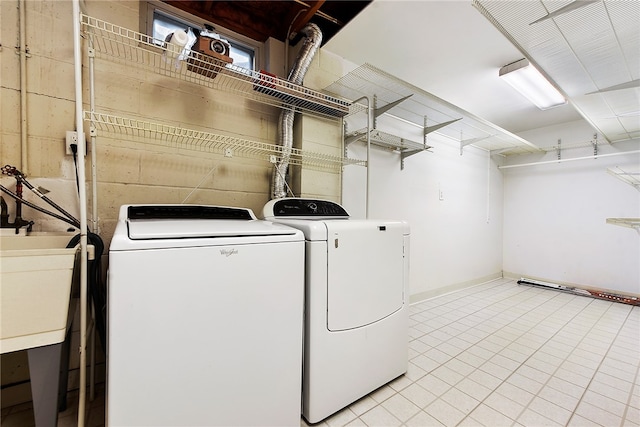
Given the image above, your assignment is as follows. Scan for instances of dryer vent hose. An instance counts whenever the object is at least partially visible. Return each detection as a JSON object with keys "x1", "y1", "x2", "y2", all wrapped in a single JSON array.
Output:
[{"x1": 271, "y1": 23, "x2": 322, "y2": 199}]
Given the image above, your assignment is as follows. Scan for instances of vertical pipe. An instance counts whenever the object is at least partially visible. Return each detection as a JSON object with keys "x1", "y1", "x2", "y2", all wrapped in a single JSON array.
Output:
[
  {"x1": 89, "y1": 40, "x2": 98, "y2": 233},
  {"x1": 19, "y1": 0, "x2": 28, "y2": 173},
  {"x1": 72, "y1": 2, "x2": 89, "y2": 426}
]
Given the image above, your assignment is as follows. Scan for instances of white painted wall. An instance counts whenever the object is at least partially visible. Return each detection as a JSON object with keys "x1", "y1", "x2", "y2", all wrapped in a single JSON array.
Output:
[
  {"x1": 342, "y1": 114, "x2": 504, "y2": 301},
  {"x1": 342, "y1": 115, "x2": 639, "y2": 299},
  {"x1": 502, "y1": 121, "x2": 640, "y2": 294}
]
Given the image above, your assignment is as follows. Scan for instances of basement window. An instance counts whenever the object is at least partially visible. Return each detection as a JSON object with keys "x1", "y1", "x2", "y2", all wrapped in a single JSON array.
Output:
[{"x1": 141, "y1": 1, "x2": 261, "y2": 71}]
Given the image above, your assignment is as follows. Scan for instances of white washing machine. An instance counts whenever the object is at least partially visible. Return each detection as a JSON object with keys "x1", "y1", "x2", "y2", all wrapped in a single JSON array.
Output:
[
  {"x1": 107, "y1": 204, "x2": 304, "y2": 427},
  {"x1": 263, "y1": 198, "x2": 409, "y2": 423}
]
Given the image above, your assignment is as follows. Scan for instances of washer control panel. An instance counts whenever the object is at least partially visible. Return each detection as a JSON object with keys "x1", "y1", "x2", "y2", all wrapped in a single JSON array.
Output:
[
  {"x1": 128, "y1": 205, "x2": 255, "y2": 221},
  {"x1": 264, "y1": 198, "x2": 349, "y2": 218}
]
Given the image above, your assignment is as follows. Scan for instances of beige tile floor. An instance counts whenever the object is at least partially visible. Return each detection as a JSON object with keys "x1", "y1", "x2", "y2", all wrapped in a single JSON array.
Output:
[
  {"x1": 2, "y1": 278, "x2": 638, "y2": 426},
  {"x1": 309, "y1": 278, "x2": 639, "y2": 427}
]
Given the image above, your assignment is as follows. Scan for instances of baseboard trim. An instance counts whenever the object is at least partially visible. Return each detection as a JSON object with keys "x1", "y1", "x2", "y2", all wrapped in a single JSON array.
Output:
[{"x1": 409, "y1": 272, "x2": 503, "y2": 304}]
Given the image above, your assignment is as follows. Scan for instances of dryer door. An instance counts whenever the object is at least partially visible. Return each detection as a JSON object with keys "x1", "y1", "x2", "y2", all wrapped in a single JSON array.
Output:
[{"x1": 326, "y1": 220, "x2": 405, "y2": 331}]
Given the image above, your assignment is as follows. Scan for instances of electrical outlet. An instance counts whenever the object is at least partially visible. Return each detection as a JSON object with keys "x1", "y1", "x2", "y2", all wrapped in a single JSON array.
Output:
[
  {"x1": 65, "y1": 131, "x2": 78, "y2": 155},
  {"x1": 65, "y1": 131, "x2": 86, "y2": 156}
]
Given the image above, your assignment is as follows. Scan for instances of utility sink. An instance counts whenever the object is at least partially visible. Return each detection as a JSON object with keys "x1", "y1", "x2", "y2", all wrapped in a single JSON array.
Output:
[{"x1": 0, "y1": 232, "x2": 79, "y2": 354}]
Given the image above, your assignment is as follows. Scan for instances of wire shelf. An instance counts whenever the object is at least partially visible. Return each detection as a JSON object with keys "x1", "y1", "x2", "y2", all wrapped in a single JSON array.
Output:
[
  {"x1": 80, "y1": 14, "x2": 351, "y2": 119},
  {"x1": 84, "y1": 111, "x2": 365, "y2": 170},
  {"x1": 607, "y1": 167, "x2": 640, "y2": 191},
  {"x1": 325, "y1": 63, "x2": 540, "y2": 155},
  {"x1": 346, "y1": 128, "x2": 431, "y2": 152}
]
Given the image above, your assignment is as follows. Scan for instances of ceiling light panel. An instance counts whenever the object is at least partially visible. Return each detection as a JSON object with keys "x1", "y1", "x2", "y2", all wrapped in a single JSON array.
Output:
[{"x1": 499, "y1": 59, "x2": 567, "y2": 109}]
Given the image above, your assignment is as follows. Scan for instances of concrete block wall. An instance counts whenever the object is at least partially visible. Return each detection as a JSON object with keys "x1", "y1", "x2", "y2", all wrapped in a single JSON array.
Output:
[{"x1": 1, "y1": 0, "x2": 346, "y2": 407}]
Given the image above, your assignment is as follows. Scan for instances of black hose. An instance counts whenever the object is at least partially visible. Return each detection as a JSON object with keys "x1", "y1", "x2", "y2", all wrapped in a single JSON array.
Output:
[
  {"x1": 67, "y1": 233, "x2": 106, "y2": 354},
  {"x1": 17, "y1": 176, "x2": 80, "y2": 226},
  {"x1": 0, "y1": 185, "x2": 80, "y2": 228},
  {"x1": 71, "y1": 144, "x2": 80, "y2": 195},
  {"x1": 1, "y1": 165, "x2": 81, "y2": 228}
]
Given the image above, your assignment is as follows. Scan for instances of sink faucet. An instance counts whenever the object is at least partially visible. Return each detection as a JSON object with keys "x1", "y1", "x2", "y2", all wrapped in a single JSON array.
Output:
[
  {"x1": 11, "y1": 180, "x2": 33, "y2": 233},
  {"x1": 1, "y1": 166, "x2": 34, "y2": 233}
]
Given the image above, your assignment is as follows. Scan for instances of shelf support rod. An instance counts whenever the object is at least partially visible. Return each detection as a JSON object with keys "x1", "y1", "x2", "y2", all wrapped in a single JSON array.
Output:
[
  {"x1": 373, "y1": 95, "x2": 378, "y2": 130},
  {"x1": 423, "y1": 116, "x2": 429, "y2": 148},
  {"x1": 499, "y1": 149, "x2": 640, "y2": 169}
]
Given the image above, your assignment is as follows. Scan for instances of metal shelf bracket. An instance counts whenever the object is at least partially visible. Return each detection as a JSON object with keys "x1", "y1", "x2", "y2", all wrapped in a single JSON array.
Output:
[
  {"x1": 374, "y1": 94, "x2": 413, "y2": 119},
  {"x1": 400, "y1": 148, "x2": 425, "y2": 170},
  {"x1": 345, "y1": 132, "x2": 365, "y2": 146},
  {"x1": 460, "y1": 134, "x2": 494, "y2": 155},
  {"x1": 607, "y1": 167, "x2": 640, "y2": 191},
  {"x1": 424, "y1": 118, "x2": 461, "y2": 137},
  {"x1": 606, "y1": 218, "x2": 640, "y2": 233}
]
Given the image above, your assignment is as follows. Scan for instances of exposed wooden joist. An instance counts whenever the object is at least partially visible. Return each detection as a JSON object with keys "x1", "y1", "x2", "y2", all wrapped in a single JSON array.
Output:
[
  {"x1": 161, "y1": 0, "x2": 371, "y2": 44},
  {"x1": 290, "y1": 1, "x2": 325, "y2": 36}
]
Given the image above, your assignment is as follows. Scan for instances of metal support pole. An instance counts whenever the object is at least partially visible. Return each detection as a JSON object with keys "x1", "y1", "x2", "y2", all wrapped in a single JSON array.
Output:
[{"x1": 72, "y1": 2, "x2": 89, "y2": 425}]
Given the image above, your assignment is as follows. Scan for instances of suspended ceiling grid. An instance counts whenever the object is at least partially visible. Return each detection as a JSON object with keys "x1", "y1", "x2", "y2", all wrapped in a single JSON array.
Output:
[
  {"x1": 474, "y1": 0, "x2": 640, "y2": 143},
  {"x1": 326, "y1": 63, "x2": 540, "y2": 155}
]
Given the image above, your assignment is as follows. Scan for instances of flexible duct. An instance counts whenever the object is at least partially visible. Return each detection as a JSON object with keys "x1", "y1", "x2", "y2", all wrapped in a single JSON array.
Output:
[{"x1": 271, "y1": 23, "x2": 322, "y2": 199}]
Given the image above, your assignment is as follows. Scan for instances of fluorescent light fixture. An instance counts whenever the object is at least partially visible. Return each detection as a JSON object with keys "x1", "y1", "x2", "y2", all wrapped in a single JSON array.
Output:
[{"x1": 499, "y1": 58, "x2": 566, "y2": 110}]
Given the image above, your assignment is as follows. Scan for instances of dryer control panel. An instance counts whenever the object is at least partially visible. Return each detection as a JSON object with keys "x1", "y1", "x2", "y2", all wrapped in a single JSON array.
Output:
[{"x1": 264, "y1": 198, "x2": 349, "y2": 218}]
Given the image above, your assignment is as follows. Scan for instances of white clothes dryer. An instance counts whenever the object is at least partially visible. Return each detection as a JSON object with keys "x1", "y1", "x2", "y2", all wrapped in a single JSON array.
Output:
[
  {"x1": 263, "y1": 198, "x2": 409, "y2": 423},
  {"x1": 107, "y1": 205, "x2": 304, "y2": 427}
]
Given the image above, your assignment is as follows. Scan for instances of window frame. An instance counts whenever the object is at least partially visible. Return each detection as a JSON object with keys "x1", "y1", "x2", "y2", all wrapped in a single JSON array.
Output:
[{"x1": 140, "y1": 0, "x2": 264, "y2": 71}]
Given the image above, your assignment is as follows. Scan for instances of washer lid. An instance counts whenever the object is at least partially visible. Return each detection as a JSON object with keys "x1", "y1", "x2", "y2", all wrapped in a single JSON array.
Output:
[
  {"x1": 121, "y1": 205, "x2": 298, "y2": 240},
  {"x1": 127, "y1": 219, "x2": 299, "y2": 240}
]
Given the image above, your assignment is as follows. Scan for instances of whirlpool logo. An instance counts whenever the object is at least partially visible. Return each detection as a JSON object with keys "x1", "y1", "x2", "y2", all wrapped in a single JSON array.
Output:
[{"x1": 220, "y1": 248, "x2": 239, "y2": 257}]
